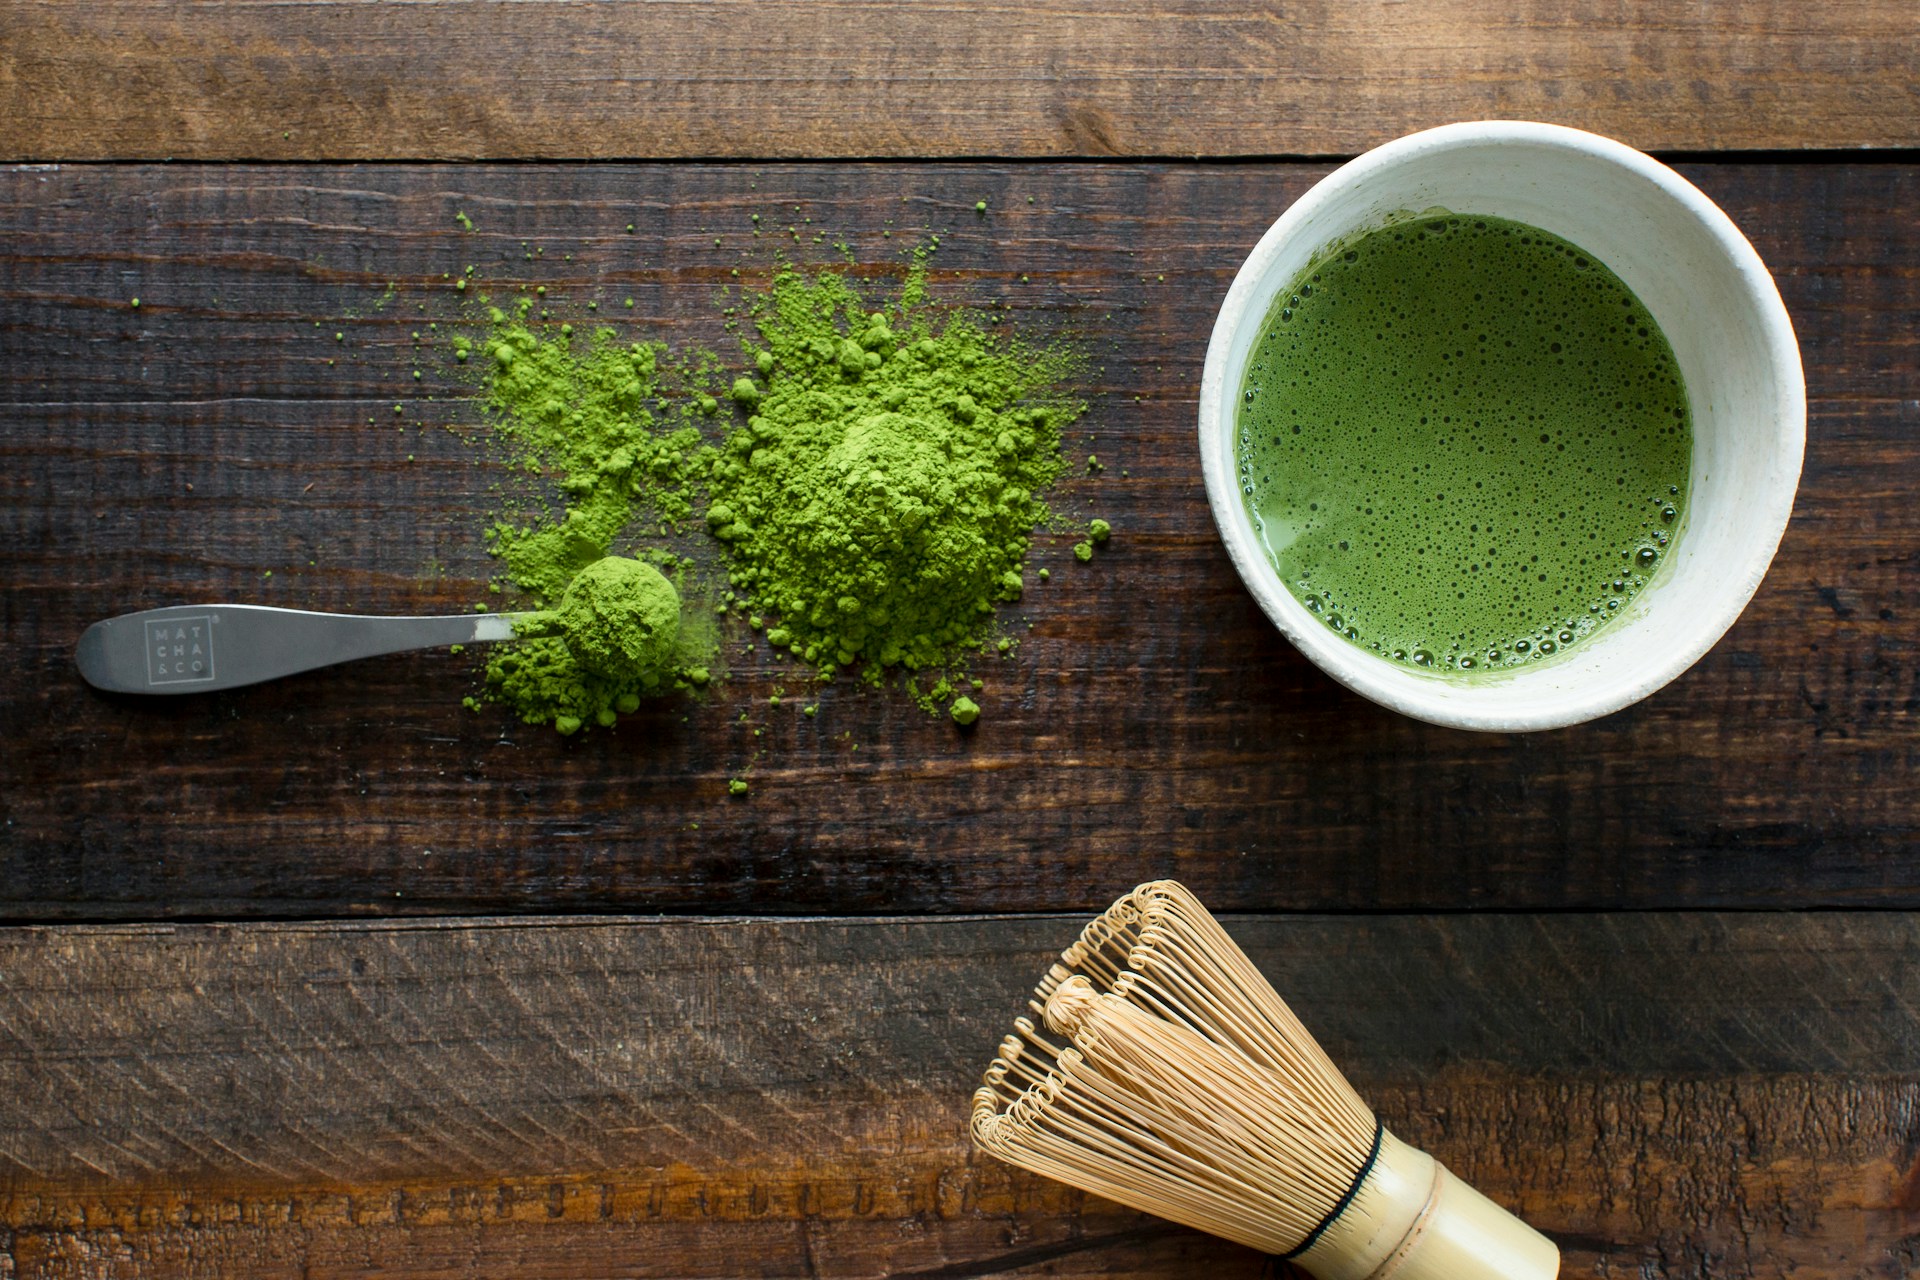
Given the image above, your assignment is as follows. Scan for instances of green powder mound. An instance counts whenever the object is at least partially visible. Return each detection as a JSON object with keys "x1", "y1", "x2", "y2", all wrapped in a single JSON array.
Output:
[
  {"x1": 485, "y1": 559, "x2": 713, "y2": 734},
  {"x1": 550, "y1": 555, "x2": 681, "y2": 679},
  {"x1": 707, "y1": 262, "x2": 1084, "y2": 680}
]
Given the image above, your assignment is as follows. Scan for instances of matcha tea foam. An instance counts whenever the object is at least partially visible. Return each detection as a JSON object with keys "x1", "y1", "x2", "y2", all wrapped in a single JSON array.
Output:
[{"x1": 1235, "y1": 213, "x2": 1691, "y2": 673}]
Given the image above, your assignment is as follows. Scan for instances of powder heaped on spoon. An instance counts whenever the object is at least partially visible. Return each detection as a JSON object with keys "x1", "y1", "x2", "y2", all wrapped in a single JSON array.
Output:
[{"x1": 550, "y1": 555, "x2": 681, "y2": 681}]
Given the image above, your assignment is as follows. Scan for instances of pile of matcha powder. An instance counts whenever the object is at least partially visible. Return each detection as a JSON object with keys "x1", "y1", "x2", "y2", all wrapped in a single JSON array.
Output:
[
  {"x1": 708, "y1": 265, "x2": 1080, "y2": 676},
  {"x1": 464, "y1": 254, "x2": 1089, "y2": 732}
]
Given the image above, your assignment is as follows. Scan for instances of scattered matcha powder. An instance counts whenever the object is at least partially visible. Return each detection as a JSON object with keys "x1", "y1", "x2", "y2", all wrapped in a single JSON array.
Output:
[{"x1": 479, "y1": 313, "x2": 706, "y2": 600}]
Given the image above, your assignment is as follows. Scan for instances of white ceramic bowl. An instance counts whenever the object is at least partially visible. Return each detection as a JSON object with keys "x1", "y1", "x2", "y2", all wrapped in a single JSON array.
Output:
[{"x1": 1198, "y1": 121, "x2": 1805, "y2": 732}]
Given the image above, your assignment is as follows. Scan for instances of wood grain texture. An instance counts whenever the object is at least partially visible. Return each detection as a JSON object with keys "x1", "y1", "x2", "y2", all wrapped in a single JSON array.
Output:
[
  {"x1": 2, "y1": 1, "x2": 1917, "y2": 161},
  {"x1": 1, "y1": 911, "x2": 1917, "y2": 1277},
  {"x1": 1, "y1": 161, "x2": 1916, "y2": 920}
]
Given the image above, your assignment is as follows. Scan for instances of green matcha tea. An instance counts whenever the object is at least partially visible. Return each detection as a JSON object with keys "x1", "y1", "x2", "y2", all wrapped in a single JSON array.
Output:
[{"x1": 1236, "y1": 214, "x2": 1691, "y2": 672}]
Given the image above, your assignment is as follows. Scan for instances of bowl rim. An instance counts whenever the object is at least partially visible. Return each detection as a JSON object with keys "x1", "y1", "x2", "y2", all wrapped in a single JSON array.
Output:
[{"x1": 1196, "y1": 119, "x2": 1806, "y2": 732}]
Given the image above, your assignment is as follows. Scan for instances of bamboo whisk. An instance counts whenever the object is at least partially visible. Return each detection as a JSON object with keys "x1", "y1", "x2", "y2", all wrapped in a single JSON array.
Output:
[{"x1": 972, "y1": 882, "x2": 1559, "y2": 1280}]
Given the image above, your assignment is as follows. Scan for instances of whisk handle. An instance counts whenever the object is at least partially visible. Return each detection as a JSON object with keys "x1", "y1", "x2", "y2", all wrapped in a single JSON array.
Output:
[{"x1": 1293, "y1": 1130, "x2": 1559, "y2": 1280}]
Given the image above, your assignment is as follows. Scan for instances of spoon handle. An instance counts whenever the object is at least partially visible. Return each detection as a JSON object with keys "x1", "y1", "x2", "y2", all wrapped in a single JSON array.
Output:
[{"x1": 75, "y1": 605, "x2": 521, "y2": 694}]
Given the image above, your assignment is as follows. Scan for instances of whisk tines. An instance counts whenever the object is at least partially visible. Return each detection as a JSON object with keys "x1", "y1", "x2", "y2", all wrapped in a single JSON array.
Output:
[
  {"x1": 972, "y1": 881, "x2": 1559, "y2": 1279},
  {"x1": 974, "y1": 882, "x2": 1375, "y2": 1253}
]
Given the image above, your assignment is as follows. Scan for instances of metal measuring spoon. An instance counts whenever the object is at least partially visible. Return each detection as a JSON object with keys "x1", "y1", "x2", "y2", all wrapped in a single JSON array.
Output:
[{"x1": 74, "y1": 604, "x2": 531, "y2": 694}]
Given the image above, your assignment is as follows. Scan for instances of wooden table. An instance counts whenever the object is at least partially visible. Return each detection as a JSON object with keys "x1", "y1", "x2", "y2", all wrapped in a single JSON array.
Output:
[{"x1": 3, "y1": 4, "x2": 1917, "y2": 1276}]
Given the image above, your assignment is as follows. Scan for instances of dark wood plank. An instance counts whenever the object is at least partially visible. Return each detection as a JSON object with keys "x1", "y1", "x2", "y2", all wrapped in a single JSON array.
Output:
[
  {"x1": 2, "y1": 1, "x2": 1917, "y2": 161},
  {"x1": 0, "y1": 911, "x2": 1915, "y2": 1277},
  {"x1": 2, "y1": 161, "x2": 1916, "y2": 919}
]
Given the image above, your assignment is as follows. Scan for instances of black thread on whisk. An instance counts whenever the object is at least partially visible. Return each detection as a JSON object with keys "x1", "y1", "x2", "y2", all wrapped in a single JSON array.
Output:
[{"x1": 1280, "y1": 1118, "x2": 1385, "y2": 1261}]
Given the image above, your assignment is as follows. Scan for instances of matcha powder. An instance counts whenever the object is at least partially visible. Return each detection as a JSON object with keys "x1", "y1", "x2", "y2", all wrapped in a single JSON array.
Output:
[
  {"x1": 460, "y1": 249, "x2": 1089, "y2": 733},
  {"x1": 477, "y1": 309, "x2": 707, "y2": 600},
  {"x1": 708, "y1": 261, "x2": 1084, "y2": 680},
  {"x1": 547, "y1": 555, "x2": 680, "y2": 681},
  {"x1": 468, "y1": 308, "x2": 716, "y2": 733},
  {"x1": 487, "y1": 555, "x2": 699, "y2": 736}
]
